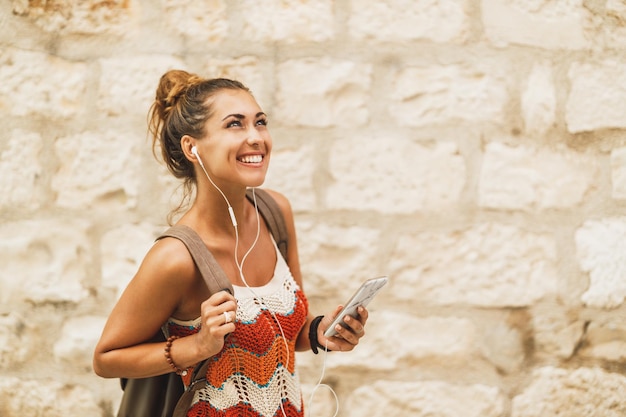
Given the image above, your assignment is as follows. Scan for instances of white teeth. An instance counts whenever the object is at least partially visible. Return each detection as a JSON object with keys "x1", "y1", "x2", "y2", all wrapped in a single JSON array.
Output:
[{"x1": 240, "y1": 155, "x2": 262, "y2": 163}]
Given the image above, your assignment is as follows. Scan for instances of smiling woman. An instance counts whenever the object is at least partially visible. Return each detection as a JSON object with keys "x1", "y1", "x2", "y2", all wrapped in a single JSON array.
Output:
[{"x1": 92, "y1": 70, "x2": 371, "y2": 417}]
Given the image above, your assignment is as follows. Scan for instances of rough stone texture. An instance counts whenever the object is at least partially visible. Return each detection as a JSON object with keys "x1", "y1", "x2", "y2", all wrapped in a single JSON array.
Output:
[
  {"x1": 326, "y1": 313, "x2": 482, "y2": 371},
  {"x1": 479, "y1": 142, "x2": 598, "y2": 210},
  {"x1": 0, "y1": 130, "x2": 44, "y2": 210},
  {"x1": 0, "y1": 47, "x2": 88, "y2": 118},
  {"x1": 566, "y1": 59, "x2": 626, "y2": 133},
  {"x1": 240, "y1": 0, "x2": 334, "y2": 43},
  {"x1": 327, "y1": 138, "x2": 466, "y2": 212},
  {"x1": 0, "y1": 220, "x2": 90, "y2": 305},
  {"x1": 345, "y1": 380, "x2": 506, "y2": 417},
  {"x1": 511, "y1": 367, "x2": 626, "y2": 417},
  {"x1": 611, "y1": 147, "x2": 626, "y2": 200},
  {"x1": 275, "y1": 58, "x2": 372, "y2": 127},
  {"x1": 163, "y1": 0, "x2": 228, "y2": 42},
  {"x1": 100, "y1": 223, "x2": 161, "y2": 299},
  {"x1": 11, "y1": 0, "x2": 137, "y2": 35},
  {"x1": 576, "y1": 217, "x2": 626, "y2": 308},
  {"x1": 52, "y1": 130, "x2": 140, "y2": 210},
  {"x1": 0, "y1": 377, "x2": 102, "y2": 417},
  {"x1": 348, "y1": 0, "x2": 470, "y2": 43},
  {"x1": 390, "y1": 223, "x2": 558, "y2": 307},
  {"x1": 0, "y1": 313, "x2": 31, "y2": 370},
  {"x1": 54, "y1": 316, "x2": 109, "y2": 371},
  {"x1": 389, "y1": 64, "x2": 510, "y2": 127},
  {"x1": 578, "y1": 319, "x2": 626, "y2": 362},
  {"x1": 531, "y1": 303, "x2": 586, "y2": 360},
  {"x1": 2, "y1": 0, "x2": 626, "y2": 415},
  {"x1": 482, "y1": 0, "x2": 589, "y2": 49},
  {"x1": 98, "y1": 55, "x2": 186, "y2": 118},
  {"x1": 521, "y1": 63, "x2": 556, "y2": 137}
]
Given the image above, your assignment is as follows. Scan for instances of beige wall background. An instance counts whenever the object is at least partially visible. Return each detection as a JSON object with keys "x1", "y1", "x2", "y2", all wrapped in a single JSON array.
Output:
[{"x1": 2, "y1": 0, "x2": 626, "y2": 416}]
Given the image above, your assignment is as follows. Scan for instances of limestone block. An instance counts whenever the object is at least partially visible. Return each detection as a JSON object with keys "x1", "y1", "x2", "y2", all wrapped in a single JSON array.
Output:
[
  {"x1": 0, "y1": 313, "x2": 31, "y2": 369},
  {"x1": 52, "y1": 130, "x2": 140, "y2": 209},
  {"x1": 348, "y1": 0, "x2": 469, "y2": 43},
  {"x1": 479, "y1": 313, "x2": 525, "y2": 374},
  {"x1": 576, "y1": 217, "x2": 626, "y2": 308},
  {"x1": 0, "y1": 47, "x2": 88, "y2": 118},
  {"x1": 239, "y1": 0, "x2": 333, "y2": 43},
  {"x1": 531, "y1": 303, "x2": 586, "y2": 359},
  {"x1": 585, "y1": 0, "x2": 626, "y2": 50},
  {"x1": 275, "y1": 58, "x2": 372, "y2": 127},
  {"x1": 566, "y1": 59, "x2": 626, "y2": 133},
  {"x1": 0, "y1": 220, "x2": 90, "y2": 305},
  {"x1": 97, "y1": 55, "x2": 185, "y2": 117},
  {"x1": 200, "y1": 56, "x2": 270, "y2": 110},
  {"x1": 521, "y1": 63, "x2": 556, "y2": 137},
  {"x1": 326, "y1": 312, "x2": 480, "y2": 371},
  {"x1": 511, "y1": 367, "x2": 626, "y2": 417},
  {"x1": 101, "y1": 223, "x2": 161, "y2": 299},
  {"x1": 150, "y1": 166, "x2": 187, "y2": 223},
  {"x1": 611, "y1": 147, "x2": 626, "y2": 200},
  {"x1": 482, "y1": 0, "x2": 588, "y2": 49},
  {"x1": 0, "y1": 130, "x2": 43, "y2": 210},
  {"x1": 53, "y1": 316, "x2": 108, "y2": 371},
  {"x1": 390, "y1": 223, "x2": 558, "y2": 307},
  {"x1": 579, "y1": 319, "x2": 626, "y2": 362},
  {"x1": 478, "y1": 142, "x2": 598, "y2": 210},
  {"x1": 11, "y1": 0, "x2": 137, "y2": 35},
  {"x1": 164, "y1": 0, "x2": 228, "y2": 42},
  {"x1": 389, "y1": 64, "x2": 509, "y2": 127},
  {"x1": 0, "y1": 377, "x2": 102, "y2": 417},
  {"x1": 295, "y1": 222, "x2": 382, "y2": 300},
  {"x1": 263, "y1": 144, "x2": 316, "y2": 213},
  {"x1": 326, "y1": 138, "x2": 465, "y2": 213},
  {"x1": 344, "y1": 380, "x2": 506, "y2": 417}
]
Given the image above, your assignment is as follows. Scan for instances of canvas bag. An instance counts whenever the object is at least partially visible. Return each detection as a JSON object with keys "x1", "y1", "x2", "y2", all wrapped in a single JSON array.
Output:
[{"x1": 117, "y1": 189, "x2": 288, "y2": 417}]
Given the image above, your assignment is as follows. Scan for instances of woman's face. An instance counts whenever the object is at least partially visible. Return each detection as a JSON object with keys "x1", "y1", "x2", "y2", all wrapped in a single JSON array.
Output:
[{"x1": 196, "y1": 89, "x2": 272, "y2": 189}]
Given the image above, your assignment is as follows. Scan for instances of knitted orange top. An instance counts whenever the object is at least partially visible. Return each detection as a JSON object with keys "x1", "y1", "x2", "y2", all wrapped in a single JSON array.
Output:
[{"x1": 166, "y1": 240, "x2": 309, "y2": 417}]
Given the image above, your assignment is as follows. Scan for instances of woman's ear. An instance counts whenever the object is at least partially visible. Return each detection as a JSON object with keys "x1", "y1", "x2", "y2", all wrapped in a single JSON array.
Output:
[{"x1": 180, "y1": 135, "x2": 196, "y2": 162}]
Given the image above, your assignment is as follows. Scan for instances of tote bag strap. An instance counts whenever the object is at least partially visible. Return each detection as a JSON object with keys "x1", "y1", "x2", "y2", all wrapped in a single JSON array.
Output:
[
  {"x1": 246, "y1": 188, "x2": 288, "y2": 260},
  {"x1": 157, "y1": 225, "x2": 233, "y2": 295}
]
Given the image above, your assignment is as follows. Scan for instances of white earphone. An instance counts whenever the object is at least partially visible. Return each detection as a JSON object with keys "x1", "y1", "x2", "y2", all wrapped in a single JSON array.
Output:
[
  {"x1": 191, "y1": 144, "x2": 238, "y2": 227},
  {"x1": 189, "y1": 143, "x2": 335, "y2": 417}
]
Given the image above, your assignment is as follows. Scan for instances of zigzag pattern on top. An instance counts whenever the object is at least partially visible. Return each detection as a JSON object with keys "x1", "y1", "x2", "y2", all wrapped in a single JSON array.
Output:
[
  {"x1": 196, "y1": 365, "x2": 303, "y2": 415},
  {"x1": 236, "y1": 270, "x2": 302, "y2": 322},
  {"x1": 186, "y1": 397, "x2": 303, "y2": 417},
  {"x1": 167, "y1": 246, "x2": 309, "y2": 417},
  {"x1": 207, "y1": 335, "x2": 297, "y2": 387},
  {"x1": 228, "y1": 290, "x2": 308, "y2": 355}
]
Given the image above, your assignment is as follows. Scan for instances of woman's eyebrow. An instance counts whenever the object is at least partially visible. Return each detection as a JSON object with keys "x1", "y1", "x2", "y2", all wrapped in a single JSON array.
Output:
[{"x1": 221, "y1": 112, "x2": 267, "y2": 121}]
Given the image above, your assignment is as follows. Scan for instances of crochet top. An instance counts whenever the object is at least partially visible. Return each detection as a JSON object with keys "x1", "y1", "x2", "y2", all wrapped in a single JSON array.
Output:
[{"x1": 166, "y1": 239, "x2": 309, "y2": 417}]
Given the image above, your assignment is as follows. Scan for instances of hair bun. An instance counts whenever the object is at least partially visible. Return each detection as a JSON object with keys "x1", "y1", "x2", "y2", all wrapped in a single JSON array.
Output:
[{"x1": 155, "y1": 70, "x2": 202, "y2": 116}]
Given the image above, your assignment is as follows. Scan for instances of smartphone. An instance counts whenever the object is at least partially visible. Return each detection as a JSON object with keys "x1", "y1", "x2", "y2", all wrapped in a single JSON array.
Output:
[{"x1": 323, "y1": 276, "x2": 388, "y2": 338}]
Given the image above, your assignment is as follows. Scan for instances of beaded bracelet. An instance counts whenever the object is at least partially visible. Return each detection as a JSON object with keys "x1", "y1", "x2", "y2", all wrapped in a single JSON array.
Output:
[{"x1": 164, "y1": 335, "x2": 189, "y2": 376}]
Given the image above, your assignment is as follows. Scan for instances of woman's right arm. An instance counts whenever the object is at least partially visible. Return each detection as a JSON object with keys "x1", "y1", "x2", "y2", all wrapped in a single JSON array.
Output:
[{"x1": 92, "y1": 237, "x2": 235, "y2": 379}]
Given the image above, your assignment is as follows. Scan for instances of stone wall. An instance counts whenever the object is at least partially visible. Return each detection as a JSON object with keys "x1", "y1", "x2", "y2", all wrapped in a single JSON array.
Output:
[{"x1": 2, "y1": 0, "x2": 626, "y2": 416}]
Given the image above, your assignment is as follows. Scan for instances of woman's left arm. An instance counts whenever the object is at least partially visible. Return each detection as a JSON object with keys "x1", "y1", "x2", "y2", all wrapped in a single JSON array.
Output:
[{"x1": 264, "y1": 189, "x2": 368, "y2": 353}]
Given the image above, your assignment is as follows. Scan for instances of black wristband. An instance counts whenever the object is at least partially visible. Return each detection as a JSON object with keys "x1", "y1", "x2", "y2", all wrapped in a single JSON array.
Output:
[{"x1": 309, "y1": 315, "x2": 325, "y2": 354}]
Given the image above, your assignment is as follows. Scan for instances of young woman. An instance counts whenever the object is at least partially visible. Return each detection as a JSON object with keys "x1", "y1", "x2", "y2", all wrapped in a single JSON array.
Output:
[{"x1": 93, "y1": 70, "x2": 369, "y2": 417}]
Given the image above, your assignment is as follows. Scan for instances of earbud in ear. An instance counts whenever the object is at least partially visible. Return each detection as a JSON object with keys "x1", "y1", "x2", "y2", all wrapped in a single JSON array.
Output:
[{"x1": 191, "y1": 146, "x2": 198, "y2": 157}]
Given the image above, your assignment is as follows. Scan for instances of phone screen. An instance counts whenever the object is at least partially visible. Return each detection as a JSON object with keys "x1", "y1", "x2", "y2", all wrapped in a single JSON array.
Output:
[{"x1": 323, "y1": 276, "x2": 388, "y2": 338}]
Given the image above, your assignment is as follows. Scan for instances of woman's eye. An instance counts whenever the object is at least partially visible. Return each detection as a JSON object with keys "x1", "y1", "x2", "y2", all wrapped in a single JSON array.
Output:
[
  {"x1": 256, "y1": 118, "x2": 268, "y2": 126},
  {"x1": 226, "y1": 120, "x2": 242, "y2": 128}
]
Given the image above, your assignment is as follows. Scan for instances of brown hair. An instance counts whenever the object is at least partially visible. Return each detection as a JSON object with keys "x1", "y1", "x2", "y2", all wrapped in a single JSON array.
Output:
[{"x1": 148, "y1": 70, "x2": 250, "y2": 222}]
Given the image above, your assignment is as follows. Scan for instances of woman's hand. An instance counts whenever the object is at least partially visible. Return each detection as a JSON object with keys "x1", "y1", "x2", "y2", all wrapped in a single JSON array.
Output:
[
  {"x1": 318, "y1": 305, "x2": 369, "y2": 352},
  {"x1": 194, "y1": 290, "x2": 238, "y2": 358}
]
